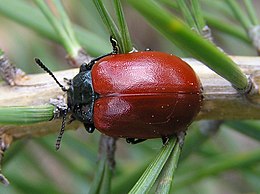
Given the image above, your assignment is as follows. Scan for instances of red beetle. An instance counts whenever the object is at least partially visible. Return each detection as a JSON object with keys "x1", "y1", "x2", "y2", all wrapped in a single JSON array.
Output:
[
  {"x1": 35, "y1": 41, "x2": 202, "y2": 149},
  {"x1": 92, "y1": 51, "x2": 202, "y2": 143}
]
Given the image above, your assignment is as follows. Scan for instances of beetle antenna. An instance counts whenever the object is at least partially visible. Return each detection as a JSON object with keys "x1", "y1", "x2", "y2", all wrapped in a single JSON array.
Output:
[
  {"x1": 34, "y1": 58, "x2": 67, "y2": 92},
  {"x1": 55, "y1": 110, "x2": 67, "y2": 150}
]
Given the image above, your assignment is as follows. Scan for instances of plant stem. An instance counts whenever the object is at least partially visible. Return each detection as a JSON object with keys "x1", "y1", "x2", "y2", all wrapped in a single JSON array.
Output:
[
  {"x1": 34, "y1": 0, "x2": 79, "y2": 57},
  {"x1": 113, "y1": 0, "x2": 133, "y2": 53},
  {"x1": 159, "y1": 0, "x2": 251, "y2": 44},
  {"x1": 155, "y1": 140, "x2": 182, "y2": 193},
  {"x1": 177, "y1": 0, "x2": 196, "y2": 31},
  {"x1": 0, "y1": 106, "x2": 54, "y2": 124},
  {"x1": 52, "y1": 0, "x2": 81, "y2": 51},
  {"x1": 99, "y1": 162, "x2": 112, "y2": 194},
  {"x1": 0, "y1": 56, "x2": 259, "y2": 123},
  {"x1": 93, "y1": 0, "x2": 122, "y2": 52},
  {"x1": 0, "y1": 0, "x2": 110, "y2": 55},
  {"x1": 88, "y1": 157, "x2": 106, "y2": 194},
  {"x1": 129, "y1": 138, "x2": 176, "y2": 193},
  {"x1": 205, "y1": 15, "x2": 250, "y2": 43},
  {"x1": 190, "y1": 0, "x2": 206, "y2": 33}
]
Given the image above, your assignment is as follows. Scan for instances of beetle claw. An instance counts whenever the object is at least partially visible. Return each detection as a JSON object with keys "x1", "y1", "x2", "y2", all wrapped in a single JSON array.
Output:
[
  {"x1": 161, "y1": 137, "x2": 169, "y2": 145},
  {"x1": 126, "y1": 138, "x2": 146, "y2": 144}
]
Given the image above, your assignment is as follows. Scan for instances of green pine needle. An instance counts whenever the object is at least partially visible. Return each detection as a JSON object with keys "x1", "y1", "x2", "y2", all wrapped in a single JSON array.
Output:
[
  {"x1": 155, "y1": 140, "x2": 181, "y2": 193},
  {"x1": 93, "y1": 0, "x2": 122, "y2": 52},
  {"x1": 34, "y1": 0, "x2": 80, "y2": 57},
  {"x1": 225, "y1": 0, "x2": 253, "y2": 30},
  {"x1": 0, "y1": 105, "x2": 54, "y2": 124},
  {"x1": 243, "y1": 0, "x2": 259, "y2": 25},
  {"x1": 0, "y1": 0, "x2": 110, "y2": 55},
  {"x1": 113, "y1": 0, "x2": 133, "y2": 53},
  {"x1": 88, "y1": 157, "x2": 106, "y2": 194},
  {"x1": 129, "y1": 138, "x2": 176, "y2": 194},
  {"x1": 52, "y1": 0, "x2": 81, "y2": 51},
  {"x1": 129, "y1": 0, "x2": 249, "y2": 91}
]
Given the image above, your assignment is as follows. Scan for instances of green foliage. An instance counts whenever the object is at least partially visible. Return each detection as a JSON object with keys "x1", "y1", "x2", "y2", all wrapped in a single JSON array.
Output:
[
  {"x1": 129, "y1": 0, "x2": 249, "y2": 90},
  {"x1": 0, "y1": 0, "x2": 259, "y2": 194},
  {"x1": 129, "y1": 138, "x2": 178, "y2": 194},
  {"x1": 93, "y1": 0, "x2": 132, "y2": 53}
]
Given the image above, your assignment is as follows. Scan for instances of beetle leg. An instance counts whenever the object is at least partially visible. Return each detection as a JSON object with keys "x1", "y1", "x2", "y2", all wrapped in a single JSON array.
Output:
[
  {"x1": 126, "y1": 138, "x2": 146, "y2": 144},
  {"x1": 161, "y1": 137, "x2": 169, "y2": 145},
  {"x1": 110, "y1": 36, "x2": 119, "y2": 54},
  {"x1": 82, "y1": 53, "x2": 113, "y2": 71},
  {"x1": 81, "y1": 36, "x2": 120, "y2": 70},
  {"x1": 67, "y1": 115, "x2": 76, "y2": 124},
  {"x1": 84, "y1": 123, "x2": 95, "y2": 133}
]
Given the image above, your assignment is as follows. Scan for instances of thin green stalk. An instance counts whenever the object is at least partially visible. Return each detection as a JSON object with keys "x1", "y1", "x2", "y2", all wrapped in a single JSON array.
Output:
[
  {"x1": 190, "y1": 0, "x2": 206, "y2": 33},
  {"x1": 0, "y1": 0, "x2": 110, "y2": 55},
  {"x1": 155, "y1": 140, "x2": 181, "y2": 194},
  {"x1": 177, "y1": 0, "x2": 196, "y2": 31},
  {"x1": 93, "y1": 0, "x2": 119, "y2": 36},
  {"x1": 175, "y1": 149, "x2": 260, "y2": 190},
  {"x1": 34, "y1": 0, "x2": 79, "y2": 57},
  {"x1": 113, "y1": 0, "x2": 133, "y2": 53},
  {"x1": 161, "y1": 0, "x2": 206, "y2": 32},
  {"x1": 0, "y1": 105, "x2": 54, "y2": 124},
  {"x1": 0, "y1": 49, "x2": 3, "y2": 56},
  {"x1": 129, "y1": 0, "x2": 249, "y2": 91},
  {"x1": 52, "y1": 0, "x2": 81, "y2": 50},
  {"x1": 159, "y1": 0, "x2": 251, "y2": 44},
  {"x1": 88, "y1": 157, "x2": 106, "y2": 194},
  {"x1": 129, "y1": 138, "x2": 176, "y2": 194},
  {"x1": 205, "y1": 14, "x2": 250, "y2": 43},
  {"x1": 93, "y1": 0, "x2": 123, "y2": 52},
  {"x1": 225, "y1": 0, "x2": 253, "y2": 30},
  {"x1": 99, "y1": 162, "x2": 112, "y2": 194},
  {"x1": 243, "y1": 0, "x2": 259, "y2": 26}
]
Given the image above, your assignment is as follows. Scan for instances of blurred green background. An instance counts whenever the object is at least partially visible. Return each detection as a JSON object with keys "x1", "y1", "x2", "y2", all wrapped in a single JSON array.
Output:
[{"x1": 0, "y1": 0, "x2": 259, "y2": 194}]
